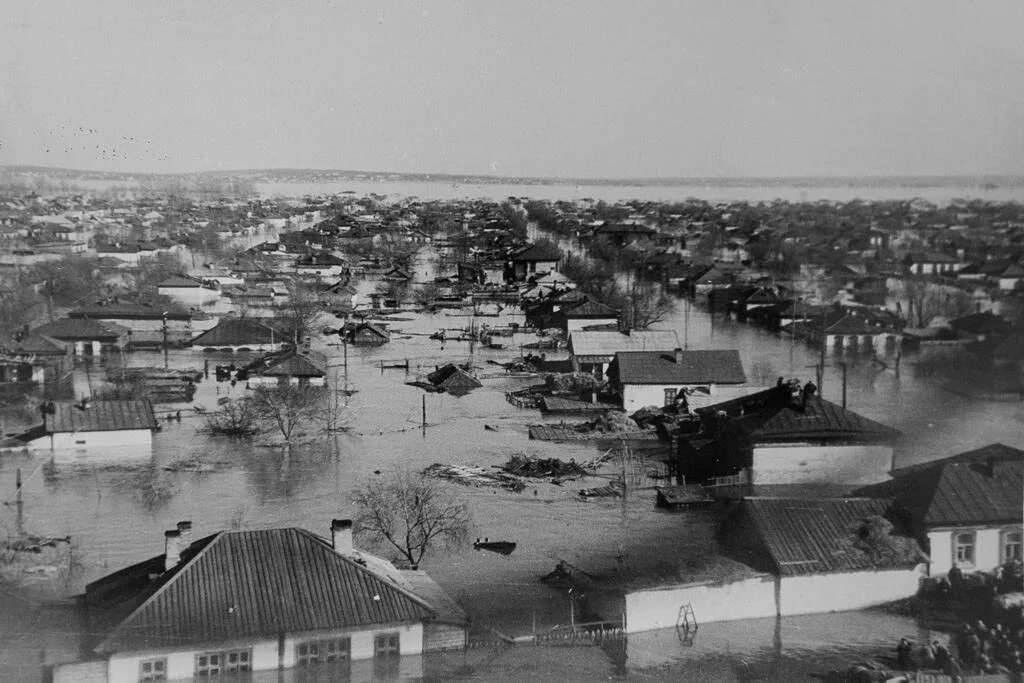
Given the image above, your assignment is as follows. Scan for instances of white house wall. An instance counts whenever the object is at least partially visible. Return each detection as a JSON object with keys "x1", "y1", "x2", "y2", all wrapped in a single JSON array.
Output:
[
  {"x1": 621, "y1": 383, "x2": 740, "y2": 413},
  {"x1": 778, "y1": 567, "x2": 924, "y2": 616},
  {"x1": 623, "y1": 567, "x2": 922, "y2": 634},
  {"x1": 158, "y1": 286, "x2": 221, "y2": 307},
  {"x1": 750, "y1": 444, "x2": 893, "y2": 486},
  {"x1": 566, "y1": 317, "x2": 619, "y2": 334},
  {"x1": 927, "y1": 526, "x2": 1019, "y2": 576},
  {"x1": 32, "y1": 429, "x2": 153, "y2": 451},
  {"x1": 624, "y1": 574, "x2": 777, "y2": 632}
]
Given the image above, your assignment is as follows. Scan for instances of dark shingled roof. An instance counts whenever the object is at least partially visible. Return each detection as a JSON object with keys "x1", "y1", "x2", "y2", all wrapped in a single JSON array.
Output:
[
  {"x1": 856, "y1": 444, "x2": 1024, "y2": 527},
  {"x1": 731, "y1": 497, "x2": 927, "y2": 576},
  {"x1": 426, "y1": 364, "x2": 482, "y2": 391},
  {"x1": 70, "y1": 303, "x2": 192, "y2": 321},
  {"x1": 510, "y1": 242, "x2": 562, "y2": 262},
  {"x1": 5, "y1": 333, "x2": 67, "y2": 357},
  {"x1": 190, "y1": 318, "x2": 282, "y2": 346},
  {"x1": 610, "y1": 350, "x2": 747, "y2": 385},
  {"x1": 563, "y1": 299, "x2": 620, "y2": 318},
  {"x1": 242, "y1": 350, "x2": 327, "y2": 379},
  {"x1": 713, "y1": 392, "x2": 900, "y2": 444},
  {"x1": 92, "y1": 528, "x2": 436, "y2": 653},
  {"x1": 46, "y1": 400, "x2": 157, "y2": 433},
  {"x1": 158, "y1": 274, "x2": 204, "y2": 288}
]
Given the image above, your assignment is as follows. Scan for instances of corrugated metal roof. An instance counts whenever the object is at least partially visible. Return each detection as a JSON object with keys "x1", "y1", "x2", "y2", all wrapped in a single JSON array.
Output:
[
  {"x1": 46, "y1": 400, "x2": 157, "y2": 433},
  {"x1": 568, "y1": 330, "x2": 679, "y2": 358},
  {"x1": 611, "y1": 350, "x2": 747, "y2": 385},
  {"x1": 738, "y1": 497, "x2": 926, "y2": 576},
  {"x1": 95, "y1": 528, "x2": 436, "y2": 653},
  {"x1": 857, "y1": 444, "x2": 1024, "y2": 527}
]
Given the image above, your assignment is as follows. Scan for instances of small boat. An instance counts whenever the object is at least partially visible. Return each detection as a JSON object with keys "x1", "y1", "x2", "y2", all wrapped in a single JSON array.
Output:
[{"x1": 473, "y1": 538, "x2": 517, "y2": 555}]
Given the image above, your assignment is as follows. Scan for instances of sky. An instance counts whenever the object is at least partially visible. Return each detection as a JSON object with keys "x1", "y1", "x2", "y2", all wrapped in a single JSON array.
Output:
[{"x1": 2, "y1": 0, "x2": 1024, "y2": 179}]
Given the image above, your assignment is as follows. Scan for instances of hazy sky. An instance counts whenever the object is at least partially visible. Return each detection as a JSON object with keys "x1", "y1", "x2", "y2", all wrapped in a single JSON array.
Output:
[{"x1": 2, "y1": 0, "x2": 1024, "y2": 178}]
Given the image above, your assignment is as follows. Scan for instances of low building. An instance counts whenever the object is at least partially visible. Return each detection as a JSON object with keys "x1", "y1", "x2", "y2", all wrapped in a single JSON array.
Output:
[
  {"x1": 0, "y1": 333, "x2": 69, "y2": 386},
  {"x1": 508, "y1": 242, "x2": 562, "y2": 281},
  {"x1": 342, "y1": 322, "x2": 390, "y2": 346},
  {"x1": 157, "y1": 274, "x2": 221, "y2": 307},
  {"x1": 52, "y1": 520, "x2": 467, "y2": 682},
  {"x1": 17, "y1": 399, "x2": 157, "y2": 451},
  {"x1": 607, "y1": 348, "x2": 747, "y2": 412},
  {"x1": 190, "y1": 317, "x2": 289, "y2": 353},
  {"x1": 618, "y1": 497, "x2": 927, "y2": 632},
  {"x1": 425, "y1": 364, "x2": 482, "y2": 394},
  {"x1": 30, "y1": 318, "x2": 129, "y2": 357},
  {"x1": 561, "y1": 298, "x2": 621, "y2": 333},
  {"x1": 568, "y1": 329, "x2": 680, "y2": 378},
  {"x1": 239, "y1": 349, "x2": 327, "y2": 386},
  {"x1": 690, "y1": 385, "x2": 900, "y2": 486},
  {"x1": 856, "y1": 443, "x2": 1023, "y2": 577}
]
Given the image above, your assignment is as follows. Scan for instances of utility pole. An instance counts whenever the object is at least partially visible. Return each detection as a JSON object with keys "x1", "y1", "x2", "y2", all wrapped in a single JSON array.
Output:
[
  {"x1": 818, "y1": 311, "x2": 826, "y2": 395},
  {"x1": 839, "y1": 361, "x2": 848, "y2": 409},
  {"x1": 162, "y1": 313, "x2": 169, "y2": 369}
]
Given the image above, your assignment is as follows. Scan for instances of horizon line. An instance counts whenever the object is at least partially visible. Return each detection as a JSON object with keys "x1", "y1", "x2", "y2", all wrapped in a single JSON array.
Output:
[{"x1": 2, "y1": 164, "x2": 1023, "y2": 185}]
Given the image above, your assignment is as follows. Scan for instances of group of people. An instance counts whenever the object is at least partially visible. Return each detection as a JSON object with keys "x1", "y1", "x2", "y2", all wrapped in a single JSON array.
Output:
[{"x1": 894, "y1": 613, "x2": 1024, "y2": 676}]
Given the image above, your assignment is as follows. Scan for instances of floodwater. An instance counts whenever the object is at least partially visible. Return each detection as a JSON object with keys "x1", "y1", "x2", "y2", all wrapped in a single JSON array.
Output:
[{"x1": 0, "y1": 219, "x2": 1019, "y2": 680}]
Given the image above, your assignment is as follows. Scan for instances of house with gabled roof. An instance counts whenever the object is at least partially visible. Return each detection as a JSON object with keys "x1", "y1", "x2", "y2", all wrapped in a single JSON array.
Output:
[
  {"x1": 508, "y1": 242, "x2": 562, "y2": 281},
  {"x1": 856, "y1": 443, "x2": 1023, "y2": 577},
  {"x1": 561, "y1": 297, "x2": 620, "y2": 333},
  {"x1": 692, "y1": 384, "x2": 901, "y2": 486},
  {"x1": 30, "y1": 318, "x2": 129, "y2": 357},
  {"x1": 17, "y1": 399, "x2": 158, "y2": 451},
  {"x1": 238, "y1": 349, "x2": 328, "y2": 386},
  {"x1": 568, "y1": 329, "x2": 680, "y2": 378},
  {"x1": 156, "y1": 274, "x2": 221, "y2": 307},
  {"x1": 607, "y1": 348, "x2": 747, "y2": 412},
  {"x1": 52, "y1": 520, "x2": 467, "y2": 682},
  {"x1": 189, "y1": 317, "x2": 288, "y2": 353},
  {"x1": 599, "y1": 496, "x2": 927, "y2": 633}
]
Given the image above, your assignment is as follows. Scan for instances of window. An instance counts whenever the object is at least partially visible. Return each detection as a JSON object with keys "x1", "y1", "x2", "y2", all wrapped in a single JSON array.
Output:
[
  {"x1": 195, "y1": 648, "x2": 251, "y2": 677},
  {"x1": 663, "y1": 388, "x2": 677, "y2": 407},
  {"x1": 954, "y1": 532, "x2": 975, "y2": 567},
  {"x1": 296, "y1": 637, "x2": 350, "y2": 666},
  {"x1": 374, "y1": 632, "x2": 400, "y2": 657},
  {"x1": 1004, "y1": 529, "x2": 1023, "y2": 562},
  {"x1": 139, "y1": 658, "x2": 167, "y2": 681}
]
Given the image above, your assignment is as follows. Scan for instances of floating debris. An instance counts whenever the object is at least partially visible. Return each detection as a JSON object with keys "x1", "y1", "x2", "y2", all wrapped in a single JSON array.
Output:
[
  {"x1": 423, "y1": 463, "x2": 526, "y2": 492},
  {"x1": 502, "y1": 454, "x2": 588, "y2": 480},
  {"x1": 474, "y1": 538, "x2": 517, "y2": 555},
  {"x1": 578, "y1": 482, "x2": 624, "y2": 499}
]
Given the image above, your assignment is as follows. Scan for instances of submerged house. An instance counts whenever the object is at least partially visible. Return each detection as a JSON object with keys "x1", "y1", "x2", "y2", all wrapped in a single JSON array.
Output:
[
  {"x1": 52, "y1": 520, "x2": 467, "y2": 682},
  {"x1": 18, "y1": 399, "x2": 158, "y2": 451},
  {"x1": 156, "y1": 274, "x2": 221, "y2": 307},
  {"x1": 238, "y1": 349, "x2": 328, "y2": 386},
  {"x1": 189, "y1": 317, "x2": 288, "y2": 353},
  {"x1": 689, "y1": 385, "x2": 900, "y2": 486},
  {"x1": 342, "y1": 322, "x2": 390, "y2": 346},
  {"x1": 425, "y1": 364, "x2": 482, "y2": 394},
  {"x1": 508, "y1": 242, "x2": 562, "y2": 281},
  {"x1": 0, "y1": 333, "x2": 68, "y2": 386},
  {"x1": 612, "y1": 497, "x2": 926, "y2": 632},
  {"x1": 30, "y1": 318, "x2": 129, "y2": 357},
  {"x1": 606, "y1": 348, "x2": 747, "y2": 413},
  {"x1": 856, "y1": 443, "x2": 1024, "y2": 577},
  {"x1": 568, "y1": 329, "x2": 680, "y2": 378}
]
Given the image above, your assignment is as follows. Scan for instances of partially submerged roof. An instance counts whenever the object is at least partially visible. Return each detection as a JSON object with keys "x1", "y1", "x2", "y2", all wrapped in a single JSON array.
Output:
[
  {"x1": 426, "y1": 364, "x2": 482, "y2": 390},
  {"x1": 45, "y1": 400, "x2": 157, "y2": 433},
  {"x1": 190, "y1": 318, "x2": 282, "y2": 346},
  {"x1": 31, "y1": 317, "x2": 128, "y2": 342},
  {"x1": 856, "y1": 443, "x2": 1024, "y2": 527},
  {"x1": 92, "y1": 528, "x2": 436, "y2": 653},
  {"x1": 729, "y1": 497, "x2": 927, "y2": 576},
  {"x1": 562, "y1": 298, "x2": 620, "y2": 318},
  {"x1": 610, "y1": 350, "x2": 747, "y2": 385},
  {"x1": 568, "y1": 330, "x2": 680, "y2": 359},
  {"x1": 510, "y1": 242, "x2": 562, "y2": 262},
  {"x1": 158, "y1": 274, "x2": 204, "y2": 288},
  {"x1": 243, "y1": 350, "x2": 327, "y2": 378},
  {"x1": 4, "y1": 333, "x2": 67, "y2": 357}
]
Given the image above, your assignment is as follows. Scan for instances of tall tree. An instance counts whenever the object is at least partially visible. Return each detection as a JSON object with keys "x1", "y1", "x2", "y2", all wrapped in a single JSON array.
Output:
[{"x1": 352, "y1": 471, "x2": 471, "y2": 568}]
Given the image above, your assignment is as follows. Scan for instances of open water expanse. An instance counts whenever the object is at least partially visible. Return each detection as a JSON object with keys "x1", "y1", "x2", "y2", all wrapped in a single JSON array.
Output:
[{"x1": 1, "y1": 189, "x2": 1021, "y2": 680}]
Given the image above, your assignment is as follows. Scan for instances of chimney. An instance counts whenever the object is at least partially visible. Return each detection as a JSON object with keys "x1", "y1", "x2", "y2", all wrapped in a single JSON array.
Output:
[
  {"x1": 164, "y1": 529, "x2": 182, "y2": 571},
  {"x1": 331, "y1": 519, "x2": 353, "y2": 555},
  {"x1": 674, "y1": 347, "x2": 683, "y2": 364},
  {"x1": 177, "y1": 520, "x2": 193, "y2": 551}
]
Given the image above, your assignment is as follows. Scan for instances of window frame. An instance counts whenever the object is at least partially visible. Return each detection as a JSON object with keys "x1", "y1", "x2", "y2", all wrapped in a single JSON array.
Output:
[
  {"x1": 1002, "y1": 528, "x2": 1023, "y2": 563},
  {"x1": 195, "y1": 647, "x2": 252, "y2": 677},
  {"x1": 296, "y1": 636, "x2": 351, "y2": 667},
  {"x1": 139, "y1": 657, "x2": 167, "y2": 681},
  {"x1": 953, "y1": 530, "x2": 976, "y2": 568},
  {"x1": 373, "y1": 631, "x2": 401, "y2": 658},
  {"x1": 663, "y1": 387, "x2": 677, "y2": 407}
]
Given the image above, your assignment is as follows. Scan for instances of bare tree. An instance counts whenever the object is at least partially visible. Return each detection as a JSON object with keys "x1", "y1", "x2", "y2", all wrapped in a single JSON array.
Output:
[
  {"x1": 352, "y1": 471, "x2": 471, "y2": 568},
  {"x1": 275, "y1": 283, "x2": 325, "y2": 343},
  {"x1": 248, "y1": 384, "x2": 325, "y2": 442}
]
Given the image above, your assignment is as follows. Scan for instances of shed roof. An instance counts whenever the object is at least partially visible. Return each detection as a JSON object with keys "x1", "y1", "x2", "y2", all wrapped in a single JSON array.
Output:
[
  {"x1": 45, "y1": 400, "x2": 157, "y2": 433},
  {"x1": 733, "y1": 497, "x2": 926, "y2": 576},
  {"x1": 92, "y1": 528, "x2": 436, "y2": 653},
  {"x1": 610, "y1": 350, "x2": 747, "y2": 385},
  {"x1": 426, "y1": 364, "x2": 482, "y2": 391},
  {"x1": 510, "y1": 242, "x2": 562, "y2": 262},
  {"x1": 158, "y1": 274, "x2": 204, "y2": 288},
  {"x1": 856, "y1": 443, "x2": 1024, "y2": 527}
]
